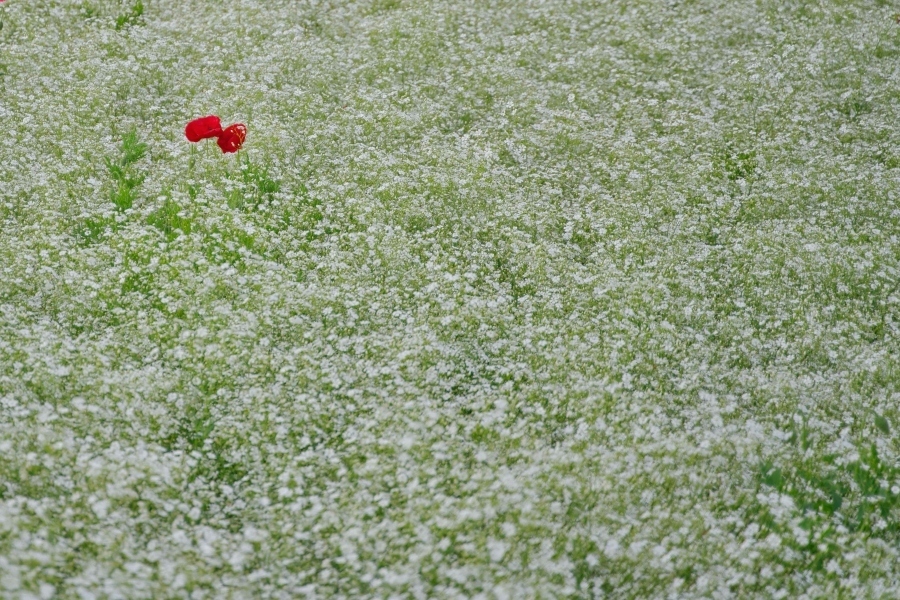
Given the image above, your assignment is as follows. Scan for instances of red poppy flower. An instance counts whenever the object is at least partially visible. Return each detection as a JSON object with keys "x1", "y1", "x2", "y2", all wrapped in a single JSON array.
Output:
[
  {"x1": 185, "y1": 115, "x2": 223, "y2": 142},
  {"x1": 216, "y1": 123, "x2": 247, "y2": 154}
]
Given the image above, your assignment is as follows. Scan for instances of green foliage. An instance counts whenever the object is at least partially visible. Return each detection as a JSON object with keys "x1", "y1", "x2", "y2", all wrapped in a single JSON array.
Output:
[
  {"x1": 715, "y1": 143, "x2": 758, "y2": 182},
  {"x1": 368, "y1": 0, "x2": 401, "y2": 14},
  {"x1": 754, "y1": 427, "x2": 900, "y2": 572},
  {"x1": 80, "y1": 2, "x2": 101, "y2": 19},
  {"x1": 120, "y1": 129, "x2": 148, "y2": 165},
  {"x1": 76, "y1": 215, "x2": 115, "y2": 245},
  {"x1": 227, "y1": 157, "x2": 281, "y2": 210},
  {"x1": 836, "y1": 94, "x2": 872, "y2": 121},
  {"x1": 115, "y1": 0, "x2": 144, "y2": 30},
  {"x1": 147, "y1": 198, "x2": 192, "y2": 241},
  {"x1": 7, "y1": 0, "x2": 900, "y2": 594},
  {"x1": 75, "y1": 130, "x2": 147, "y2": 243},
  {"x1": 759, "y1": 461, "x2": 783, "y2": 491},
  {"x1": 105, "y1": 128, "x2": 147, "y2": 212}
]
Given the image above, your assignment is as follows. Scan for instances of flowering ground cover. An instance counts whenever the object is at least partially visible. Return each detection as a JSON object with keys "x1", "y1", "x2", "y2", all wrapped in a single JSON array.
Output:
[{"x1": 2, "y1": 0, "x2": 900, "y2": 597}]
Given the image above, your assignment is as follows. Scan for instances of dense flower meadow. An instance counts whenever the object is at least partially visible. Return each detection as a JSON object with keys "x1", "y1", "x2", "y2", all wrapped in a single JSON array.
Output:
[{"x1": 2, "y1": 0, "x2": 900, "y2": 597}]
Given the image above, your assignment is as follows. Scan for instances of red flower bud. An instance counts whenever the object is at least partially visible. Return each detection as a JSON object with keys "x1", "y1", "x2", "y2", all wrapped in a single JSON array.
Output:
[
  {"x1": 184, "y1": 115, "x2": 223, "y2": 142},
  {"x1": 217, "y1": 123, "x2": 247, "y2": 154}
]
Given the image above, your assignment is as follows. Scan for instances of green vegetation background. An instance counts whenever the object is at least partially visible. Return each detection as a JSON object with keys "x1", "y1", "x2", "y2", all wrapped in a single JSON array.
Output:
[{"x1": 1, "y1": 0, "x2": 900, "y2": 597}]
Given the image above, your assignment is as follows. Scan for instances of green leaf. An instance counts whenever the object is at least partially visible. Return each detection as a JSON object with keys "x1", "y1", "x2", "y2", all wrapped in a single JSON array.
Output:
[
  {"x1": 121, "y1": 129, "x2": 148, "y2": 166},
  {"x1": 760, "y1": 461, "x2": 784, "y2": 491},
  {"x1": 875, "y1": 415, "x2": 890, "y2": 435}
]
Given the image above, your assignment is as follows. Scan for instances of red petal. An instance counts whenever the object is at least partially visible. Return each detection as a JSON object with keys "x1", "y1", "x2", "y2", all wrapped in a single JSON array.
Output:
[
  {"x1": 185, "y1": 115, "x2": 223, "y2": 142},
  {"x1": 217, "y1": 123, "x2": 247, "y2": 154}
]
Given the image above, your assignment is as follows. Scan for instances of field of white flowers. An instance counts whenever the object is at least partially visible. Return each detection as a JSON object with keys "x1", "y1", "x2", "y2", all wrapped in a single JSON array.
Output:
[{"x1": 2, "y1": 0, "x2": 900, "y2": 597}]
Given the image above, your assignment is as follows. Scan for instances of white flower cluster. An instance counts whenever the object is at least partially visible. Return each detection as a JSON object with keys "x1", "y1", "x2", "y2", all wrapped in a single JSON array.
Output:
[{"x1": 1, "y1": 0, "x2": 899, "y2": 597}]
